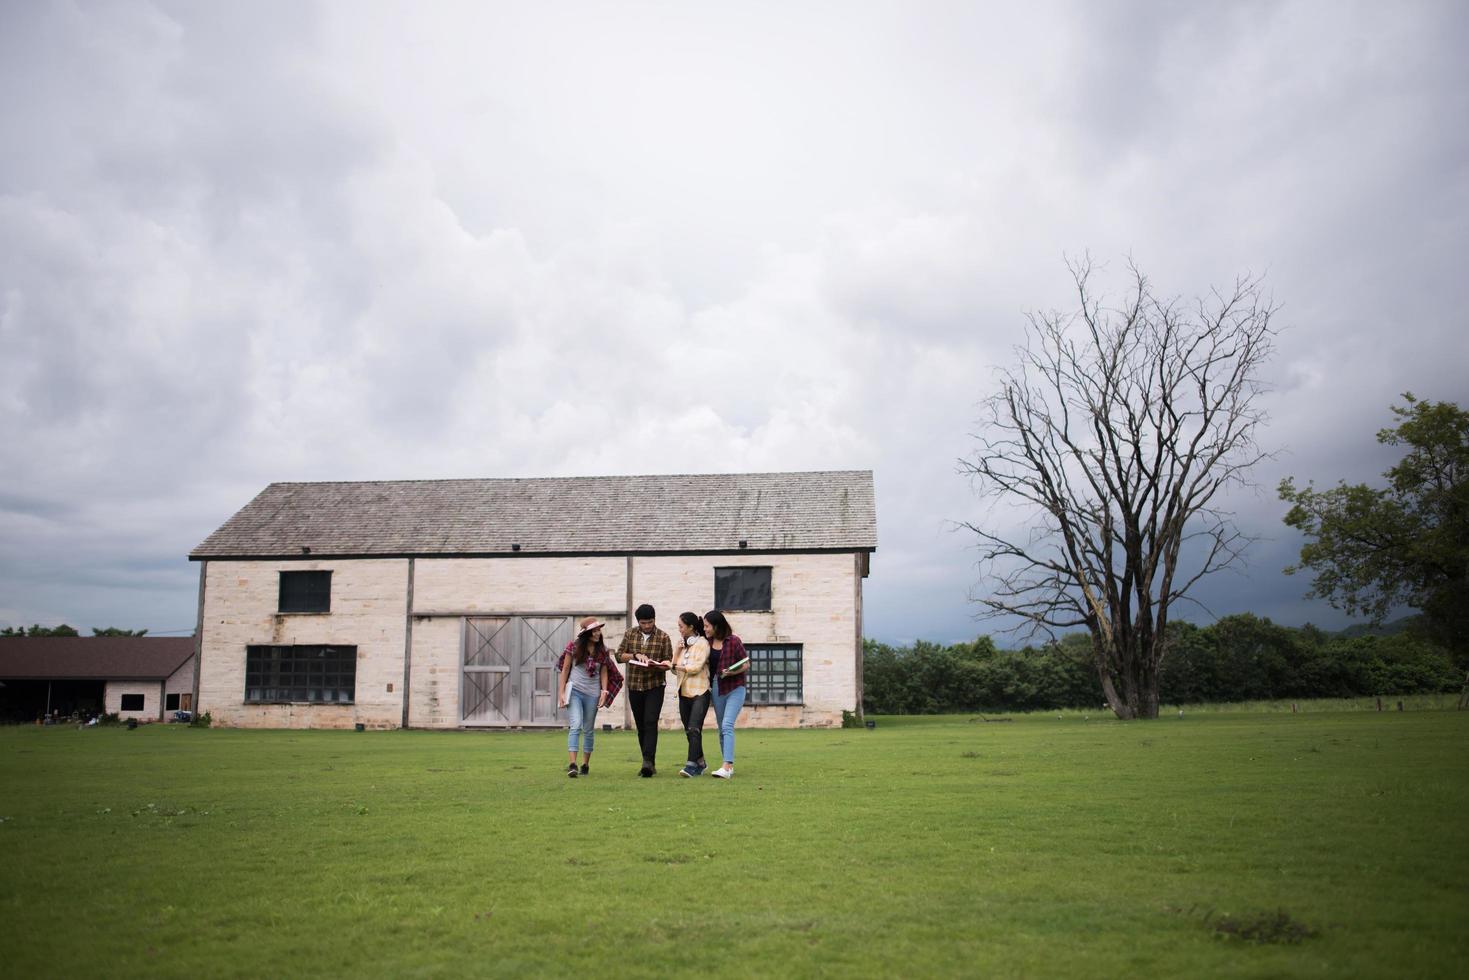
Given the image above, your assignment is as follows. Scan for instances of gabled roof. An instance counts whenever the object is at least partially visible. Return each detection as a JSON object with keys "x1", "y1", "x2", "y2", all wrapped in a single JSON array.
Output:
[
  {"x1": 191, "y1": 470, "x2": 877, "y2": 559},
  {"x1": 0, "y1": 636, "x2": 195, "y2": 680}
]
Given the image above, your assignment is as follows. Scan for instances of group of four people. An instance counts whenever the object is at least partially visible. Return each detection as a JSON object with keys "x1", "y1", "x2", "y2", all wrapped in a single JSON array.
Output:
[{"x1": 556, "y1": 604, "x2": 748, "y2": 780}]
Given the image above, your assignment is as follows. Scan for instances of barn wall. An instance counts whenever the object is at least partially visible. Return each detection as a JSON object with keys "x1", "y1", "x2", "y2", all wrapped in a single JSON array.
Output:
[
  {"x1": 196, "y1": 551, "x2": 863, "y2": 731},
  {"x1": 197, "y1": 559, "x2": 409, "y2": 729},
  {"x1": 412, "y1": 556, "x2": 626, "y2": 613},
  {"x1": 408, "y1": 556, "x2": 631, "y2": 729},
  {"x1": 106, "y1": 681, "x2": 160, "y2": 720},
  {"x1": 165, "y1": 658, "x2": 195, "y2": 705},
  {"x1": 632, "y1": 552, "x2": 859, "y2": 730}
]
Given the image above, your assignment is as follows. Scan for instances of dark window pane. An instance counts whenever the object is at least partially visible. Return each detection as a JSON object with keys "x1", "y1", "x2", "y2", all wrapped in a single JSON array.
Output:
[
  {"x1": 120, "y1": 694, "x2": 145, "y2": 711},
  {"x1": 714, "y1": 567, "x2": 772, "y2": 611},
  {"x1": 279, "y1": 571, "x2": 332, "y2": 613},
  {"x1": 746, "y1": 644, "x2": 802, "y2": 705},
  {"x1": 165, "y1": 693, "x2": 180, "y2": 710},
  {"x1": 245, "y1": 644, "x2": 356, "y2": 703}
]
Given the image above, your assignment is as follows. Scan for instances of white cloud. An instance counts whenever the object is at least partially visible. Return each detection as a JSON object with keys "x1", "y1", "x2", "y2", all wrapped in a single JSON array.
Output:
[{"x1": 1, "y1": 0, "x2": 1467, "y2": 639}]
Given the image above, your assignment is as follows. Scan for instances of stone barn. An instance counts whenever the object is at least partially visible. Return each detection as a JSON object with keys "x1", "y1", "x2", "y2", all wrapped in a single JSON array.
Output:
[{"x1": 189, "y1": 470, "x2": 876, "y2": 730}]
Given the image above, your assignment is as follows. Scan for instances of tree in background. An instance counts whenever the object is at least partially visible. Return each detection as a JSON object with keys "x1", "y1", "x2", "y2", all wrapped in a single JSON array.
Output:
[
  {"x1": 1280, "y1": 395, "x2": 1468, "y2": 701},
  {"x1": 861, "y1": 621, "x2": 1457, "y2": 715},
  {"x1": 962, "y1": 259, "x2": 1276, "y2": 718},
  {"x1": 0, "y1": 624, "x2": 81, "y2": 637},
  {"x1": 0, "y1": 625, "x2": 146, "y2": 636}
]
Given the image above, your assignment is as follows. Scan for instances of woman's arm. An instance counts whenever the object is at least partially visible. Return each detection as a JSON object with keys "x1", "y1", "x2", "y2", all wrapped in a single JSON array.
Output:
[
  {"x1": 557, "y1": 655, "x2": 572, "y2": 707},
  {"x1": 720, "y1": 636, "x2": 750, "y2": 676},
  {"x1": 598, "y1": 663, "x2": 610, "y2": 706}
]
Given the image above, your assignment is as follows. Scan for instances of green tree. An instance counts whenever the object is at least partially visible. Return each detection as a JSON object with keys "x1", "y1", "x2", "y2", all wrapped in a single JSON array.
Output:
[
  {"x1": 1280, "y1": 396, "x2": 1469, "y2": 691},
  {"x1": 91, "y1": 627, "x2": 149, "y2": 636},
  {"x1": 1, "y1": 624, "x2": 81, "y2": 637}
]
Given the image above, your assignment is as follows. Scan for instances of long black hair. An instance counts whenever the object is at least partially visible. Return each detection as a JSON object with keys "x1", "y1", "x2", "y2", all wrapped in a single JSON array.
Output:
[
  {"x1": 703, "y1": 609, "x2": 732, "y2": 641},
  {"x1": 574, "y1": 627, "x2": 605, "y2": 665},
  {"x1": 679, "y1": 611, "x2": 705, "y2": 638}
]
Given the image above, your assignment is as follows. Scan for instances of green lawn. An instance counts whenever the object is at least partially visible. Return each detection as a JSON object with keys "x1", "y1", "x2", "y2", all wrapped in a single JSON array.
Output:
[{"x1": 1, "y1": 710, "x2": 1465, "y2": 978}]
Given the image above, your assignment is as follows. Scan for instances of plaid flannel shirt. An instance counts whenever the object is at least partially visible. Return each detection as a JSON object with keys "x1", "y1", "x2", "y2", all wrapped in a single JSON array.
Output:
[
  {"x1": 616, "y1": 626, "x2": 674, "y2": 691},
  {"x1": 709, "y1": 633, "x2": 749, "y2": 692},
  {"x1": 556, "y1": 642, "x2": 623, "y2": 703},
  {"x1": 674, "y1": 636, "x2": 711, "y2": 697}
]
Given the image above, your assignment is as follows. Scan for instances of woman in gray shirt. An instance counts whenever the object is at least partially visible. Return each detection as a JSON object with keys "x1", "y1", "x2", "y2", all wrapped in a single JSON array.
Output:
[{"x1": 558, "y1": 617, "x2": 611, "y2": 778}]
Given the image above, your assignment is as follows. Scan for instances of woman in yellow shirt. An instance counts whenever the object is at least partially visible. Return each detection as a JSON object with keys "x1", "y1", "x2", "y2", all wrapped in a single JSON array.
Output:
[{"x1": 672, "y1": 612, "x2": 712, "y2": 778}]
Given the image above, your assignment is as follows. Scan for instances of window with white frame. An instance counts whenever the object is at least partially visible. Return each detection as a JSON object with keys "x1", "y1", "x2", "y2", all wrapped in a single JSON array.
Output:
[{"x1": 746, "y1": 643, "x2": 802, "y2": 705}]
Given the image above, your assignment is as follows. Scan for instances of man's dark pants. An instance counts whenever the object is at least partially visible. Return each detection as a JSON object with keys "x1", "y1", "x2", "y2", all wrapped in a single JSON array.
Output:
[{"x1": 628, "y1": 686, "x2": 665, "y2": 767}]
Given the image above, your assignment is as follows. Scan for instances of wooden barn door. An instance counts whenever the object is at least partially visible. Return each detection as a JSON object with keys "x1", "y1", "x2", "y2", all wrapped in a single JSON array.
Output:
[
  {"x1": 462, "y1": 615, "x2": 572, "y2": 727},
  {"x1": 518, "y1": 617, "x2": 572, "y2": 726},
  {"x1": 462, "y1": 617, "x2": 514, "y2": 725}
]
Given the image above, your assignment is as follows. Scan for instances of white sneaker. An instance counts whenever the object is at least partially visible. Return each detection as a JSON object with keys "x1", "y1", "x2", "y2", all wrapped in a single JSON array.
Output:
[{"x1": 711, "y1": 766, "x2": 733, "y2": 779}]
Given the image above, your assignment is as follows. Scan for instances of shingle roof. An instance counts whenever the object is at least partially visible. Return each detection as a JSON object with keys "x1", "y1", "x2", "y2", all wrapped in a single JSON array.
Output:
[
  {"x1": 0, "y1": 636, "x2": 195, "y2": 680},
  {"x1": 191, "y1": 470, "x2": 877, "y2": 559}
]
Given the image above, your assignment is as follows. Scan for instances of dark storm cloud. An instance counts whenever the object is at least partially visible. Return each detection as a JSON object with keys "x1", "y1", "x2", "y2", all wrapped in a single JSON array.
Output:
[{"x1": 1, "y1": 1, "x2": 1466, "y2": 641}]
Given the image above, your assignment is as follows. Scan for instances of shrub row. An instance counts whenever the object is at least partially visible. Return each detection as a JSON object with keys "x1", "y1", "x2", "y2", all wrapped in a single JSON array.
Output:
[{"x1": 862, "y1": 614, "x2": 1463, "y2": 714}]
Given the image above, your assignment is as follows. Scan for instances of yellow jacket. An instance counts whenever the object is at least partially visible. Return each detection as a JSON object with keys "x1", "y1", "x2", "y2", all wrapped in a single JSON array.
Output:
[{"x1": 673, "y1": 637, "x2": 711, "y2": 697}]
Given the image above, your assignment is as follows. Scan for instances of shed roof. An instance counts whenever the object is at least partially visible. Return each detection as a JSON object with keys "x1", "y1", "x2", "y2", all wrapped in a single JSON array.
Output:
[
  {"x1": 192, "y1": 470, "x2": 876, "y2": 559},
  {"x1": 0, "y1": 636, "x2": 195, "y2": 681}
]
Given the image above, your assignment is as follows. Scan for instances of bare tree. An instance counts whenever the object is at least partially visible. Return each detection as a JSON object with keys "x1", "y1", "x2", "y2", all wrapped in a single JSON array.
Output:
[{"x1": 960, "y1": 259, "x2": 1276, "y2": 719}]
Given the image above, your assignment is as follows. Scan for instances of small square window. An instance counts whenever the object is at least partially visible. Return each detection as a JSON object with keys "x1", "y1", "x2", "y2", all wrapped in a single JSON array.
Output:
[
  {"x1": 279, "y1": 570, "x2": 332, "y2": 613},
  {"x1": 715, "y1": 566, "x2": 771, "y2": 612},
  {"x1": 120, "y1": 694, "x2": 145, "y2": 711},
  {"x1": 165, "y1": 693, "x2": 180, "y2": 711}
]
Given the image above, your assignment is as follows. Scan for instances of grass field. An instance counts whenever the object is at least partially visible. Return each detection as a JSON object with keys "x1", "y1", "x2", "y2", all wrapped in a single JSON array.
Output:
[{"x1": 1, "y1": 709, "x2": 1465, "y2": 978}]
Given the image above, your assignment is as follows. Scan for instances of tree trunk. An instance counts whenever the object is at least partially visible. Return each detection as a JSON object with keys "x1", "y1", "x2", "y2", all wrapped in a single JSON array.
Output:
[
  {"x1": 1458, "y1": 670, "x2": 1468, "y2": 710},
  {"x1": 1097, "y1": 666, "x2": 1132, "y2": 719},
  {"x1": 1137, "y1": 672, "x2": 1160, "y2": 719}
]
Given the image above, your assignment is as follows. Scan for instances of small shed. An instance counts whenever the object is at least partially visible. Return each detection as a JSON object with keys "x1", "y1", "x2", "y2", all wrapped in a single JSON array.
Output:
[{"x1": 0, "y1": 636, "x2": 196, "y2": 723}]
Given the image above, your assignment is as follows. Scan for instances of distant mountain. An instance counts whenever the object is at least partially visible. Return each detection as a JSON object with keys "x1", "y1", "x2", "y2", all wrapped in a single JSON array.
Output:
[{"x1": 1333, "y1": 614, "x2": 1425, "y2": 639}]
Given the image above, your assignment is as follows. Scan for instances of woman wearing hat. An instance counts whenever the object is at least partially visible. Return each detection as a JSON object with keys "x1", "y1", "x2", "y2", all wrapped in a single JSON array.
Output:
[{"x1": 557, "y1": 617, "x2": 615, "y2": 778}]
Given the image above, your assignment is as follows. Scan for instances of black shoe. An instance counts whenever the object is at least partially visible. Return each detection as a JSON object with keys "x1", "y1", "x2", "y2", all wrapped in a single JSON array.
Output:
[
  {"x1": 567, "y1": 764, "x2": 578, "y2": 778},
  {"x1": 579, "y1": 763, "x2": 589, "y2": 776},
  {"x1": 639, "y1": 765, "x2": 653, "y2": 778}
]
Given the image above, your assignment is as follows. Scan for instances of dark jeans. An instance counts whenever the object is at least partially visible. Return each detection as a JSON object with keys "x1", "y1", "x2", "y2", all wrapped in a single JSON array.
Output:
[
  {"x1": 679, "y1": 692, "x2": 710, "y2": 765},
  {"x1": 628, "y1": 686, "x2": 665, "y2": 765}
]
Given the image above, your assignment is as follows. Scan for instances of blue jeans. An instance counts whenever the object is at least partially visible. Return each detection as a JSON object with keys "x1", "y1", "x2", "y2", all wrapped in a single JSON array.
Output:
[
  {"x1": 711, "y1": 680, "x2": 746, "y2": 765},
  {"x1": 566, "y1": 690, "x2": 598, "y2": 754}
]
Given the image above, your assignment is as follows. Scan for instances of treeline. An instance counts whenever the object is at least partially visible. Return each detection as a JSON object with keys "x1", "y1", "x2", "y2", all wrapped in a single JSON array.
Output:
[
  {"x1": 0, "y1": 626, "x2": 148, "y2": 637},
  {"x1": 862, "y1": 614, "x2": 1462, "y2": 714}
]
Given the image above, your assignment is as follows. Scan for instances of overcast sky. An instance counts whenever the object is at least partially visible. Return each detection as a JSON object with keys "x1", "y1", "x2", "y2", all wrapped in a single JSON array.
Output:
[{"x1": 2, "y1": 0, "x2": 1466, "y2": 643}]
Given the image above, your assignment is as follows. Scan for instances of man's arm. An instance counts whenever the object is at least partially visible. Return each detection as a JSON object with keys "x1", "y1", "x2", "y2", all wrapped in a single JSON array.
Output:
[{"x1": 615, "y1": 630, "x2": 636, "y2": 663}]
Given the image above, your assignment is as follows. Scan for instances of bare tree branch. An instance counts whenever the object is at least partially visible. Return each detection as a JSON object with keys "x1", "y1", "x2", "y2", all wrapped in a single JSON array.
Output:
[{"x1": 959, "y1": 260, "x2": 1277, "y2": 718}]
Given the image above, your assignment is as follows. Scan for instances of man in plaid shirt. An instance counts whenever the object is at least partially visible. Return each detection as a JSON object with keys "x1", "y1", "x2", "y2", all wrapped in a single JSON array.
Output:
[{"x1": 616, "y1": 603, "x2": 674, "y2": 776}]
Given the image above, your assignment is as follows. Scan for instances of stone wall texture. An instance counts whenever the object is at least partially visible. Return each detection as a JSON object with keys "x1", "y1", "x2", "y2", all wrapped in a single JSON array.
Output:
[{"x1": 198, "y1": 552, "x2": 862, "y2": 730}]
